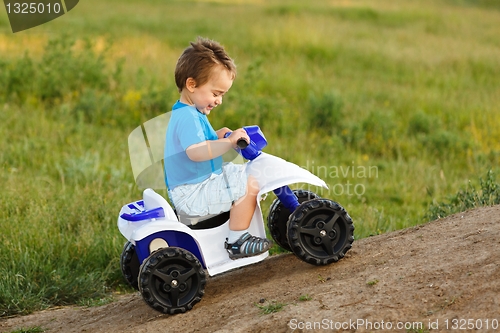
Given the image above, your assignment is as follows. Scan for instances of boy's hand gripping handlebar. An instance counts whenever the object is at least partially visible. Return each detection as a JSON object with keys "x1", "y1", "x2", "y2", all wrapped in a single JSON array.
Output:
[{"x1": 224, "y1": 125, "x2": 267, "y2": 160}]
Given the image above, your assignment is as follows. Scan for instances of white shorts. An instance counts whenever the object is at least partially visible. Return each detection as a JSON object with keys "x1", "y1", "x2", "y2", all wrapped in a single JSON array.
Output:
[{"x1": 170, "y1": 163, "x2": 248, "y2": 216}]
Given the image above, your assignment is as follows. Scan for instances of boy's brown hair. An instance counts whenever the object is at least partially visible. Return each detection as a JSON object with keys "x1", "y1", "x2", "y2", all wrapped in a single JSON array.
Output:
[{"x1": 175, "y1": 37, "x2": 237, "y2": 93}]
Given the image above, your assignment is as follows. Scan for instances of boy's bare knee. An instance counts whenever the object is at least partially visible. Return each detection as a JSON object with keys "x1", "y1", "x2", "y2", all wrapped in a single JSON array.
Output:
[{"x1": 247, "y1": 176, "x2": 259, "y2": 195}]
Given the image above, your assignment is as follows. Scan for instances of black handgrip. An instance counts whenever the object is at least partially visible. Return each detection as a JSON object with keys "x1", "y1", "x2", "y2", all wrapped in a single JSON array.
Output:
[{"x1": 236, "y1": 138, "x2": 249, "y2": 149}]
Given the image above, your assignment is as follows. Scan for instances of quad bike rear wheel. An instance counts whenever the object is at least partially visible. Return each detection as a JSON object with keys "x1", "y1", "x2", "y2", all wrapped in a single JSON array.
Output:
[
  {"x1": 120, "y1": 241, "x2": 140, "y2": 290},
  {"x1": 267, "y1": 189, "x2": 319, "y2": 252},
  {"x1": 139, "y1": 247, "x2": 206, "y2": 314},
  {"x1": 287, "y1": 199, "x2": 354, "y2": 265}
]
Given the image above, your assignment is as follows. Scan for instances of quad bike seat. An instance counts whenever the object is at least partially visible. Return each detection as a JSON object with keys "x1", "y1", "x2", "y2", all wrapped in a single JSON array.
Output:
[{"x1": 178, "y1": 211, "x2": 230, "y2": 230}]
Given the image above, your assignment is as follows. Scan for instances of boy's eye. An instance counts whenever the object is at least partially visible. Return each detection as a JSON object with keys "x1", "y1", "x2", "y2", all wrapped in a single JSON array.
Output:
[{"x1": 213, "y1": 93, "x2": 220, "y2": 97}]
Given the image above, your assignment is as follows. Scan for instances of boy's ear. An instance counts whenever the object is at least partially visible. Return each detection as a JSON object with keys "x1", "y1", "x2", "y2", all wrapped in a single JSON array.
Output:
[{"x1": 186, "y1": 78, "x2": 197, "y2": 92}]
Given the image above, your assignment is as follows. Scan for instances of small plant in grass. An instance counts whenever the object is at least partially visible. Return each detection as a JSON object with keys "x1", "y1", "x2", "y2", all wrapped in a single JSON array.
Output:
[
  {"x1": 307, "y1": 90, "x2": 344, "y2": 132},
  {"x1": 406, "y1": 326, "x2": 429, "y2": 333},
  {"x1": 367, "y1": 279, "x2": 379, "y2": 286},
  {"x1": 317, "y1": 274, "x2": 326, "y2": 283},
  {"x1": 255, "y1": 301, "x2": 287, "y2": 314},
  {"x1": 10, "y1": 327, "x2": 45, "y2": 333},
  {"x1": 298, "y1": 294, "x2": 312, "y2": 301},
  {"x1": 77, "y1": 295, "x2": 115, "y2": 308},
  {"x1": 426, "y1": 169, "x2": 499, "y2": 221}
]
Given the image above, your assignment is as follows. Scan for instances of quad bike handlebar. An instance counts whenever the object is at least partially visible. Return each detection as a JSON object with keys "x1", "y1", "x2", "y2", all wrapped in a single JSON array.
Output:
[
  {"x1": 224, "y1": 125, "x2": 268, "y2": 160},
  {"x1": 236, "y1": 138, "x2": 249, "y2": 149}
]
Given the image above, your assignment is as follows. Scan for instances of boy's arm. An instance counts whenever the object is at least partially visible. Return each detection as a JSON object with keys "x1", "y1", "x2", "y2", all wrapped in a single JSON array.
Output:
[
  {"x1": 186, "y1": 139, "x2": 232, "y2": 162},
  {"x1": 186, "y1": 128, "x2": 249, "y2": 162}
]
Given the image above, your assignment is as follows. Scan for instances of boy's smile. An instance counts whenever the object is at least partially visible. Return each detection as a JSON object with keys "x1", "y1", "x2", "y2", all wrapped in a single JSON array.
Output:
[{"x1": 181, "y1": 66, "x2": 234, "y2": 115}]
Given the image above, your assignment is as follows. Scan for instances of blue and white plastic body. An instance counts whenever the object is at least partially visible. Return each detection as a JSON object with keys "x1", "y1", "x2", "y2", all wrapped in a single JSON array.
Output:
[{"x1": 117, "y1": 126, "x2": 327, "y2": 276}]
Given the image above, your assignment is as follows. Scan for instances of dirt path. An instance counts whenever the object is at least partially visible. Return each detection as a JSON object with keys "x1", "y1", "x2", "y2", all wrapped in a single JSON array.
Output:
[{"x1": 2, "y1": 205, "x2": 500, "y2": 333}]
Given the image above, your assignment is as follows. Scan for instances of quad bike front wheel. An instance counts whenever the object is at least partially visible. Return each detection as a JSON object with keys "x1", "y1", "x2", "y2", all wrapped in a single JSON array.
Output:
[
  {"x1": 138, "y1": 247, "x2": 206, "y2": 314},
  {"x1": 267, "y1": 189, "x2": 319, "y2": 252},
  {"x1": 287, "y1": 199, "x2": 354, "y2": 266},
  {"x1": 120, "y1": 241, "x2": 140, "y2": 290}
]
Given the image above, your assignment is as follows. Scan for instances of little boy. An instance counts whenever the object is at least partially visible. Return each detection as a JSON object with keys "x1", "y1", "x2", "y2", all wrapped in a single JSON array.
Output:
[{"x1": 164, "y1": 37, "x2": 271, "y2": 259}]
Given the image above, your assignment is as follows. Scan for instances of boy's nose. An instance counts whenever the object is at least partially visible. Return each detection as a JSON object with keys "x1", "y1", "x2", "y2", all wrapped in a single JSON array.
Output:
[{"x1": 216, "y1": 96, "x2": 222, "y2": 105}]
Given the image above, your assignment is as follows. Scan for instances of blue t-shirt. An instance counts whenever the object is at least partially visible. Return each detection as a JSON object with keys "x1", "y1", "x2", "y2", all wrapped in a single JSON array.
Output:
[{"x1": 164, "y1": 101, "x2": 223, "y2": 189}]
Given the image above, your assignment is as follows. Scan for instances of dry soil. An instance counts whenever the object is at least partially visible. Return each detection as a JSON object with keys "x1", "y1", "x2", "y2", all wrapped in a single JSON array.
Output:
[{"x1": 2, "y1": 205, "x2": 500, "y2": 333}]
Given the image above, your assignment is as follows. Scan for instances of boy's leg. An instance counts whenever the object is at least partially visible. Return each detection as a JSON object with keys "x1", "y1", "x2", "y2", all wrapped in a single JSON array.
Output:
[
  {"x1": 226, "y1": 175, "x2": 271, "y2": 259},
  {"x1": 228, "y1": 175, "x2": 259, "y2": 231}
]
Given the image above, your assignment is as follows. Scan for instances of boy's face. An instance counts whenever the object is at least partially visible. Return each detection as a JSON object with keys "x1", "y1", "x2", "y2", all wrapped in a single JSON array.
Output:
[{"x1": 186, "y1": 66, "x2": 234, "y2": 115}]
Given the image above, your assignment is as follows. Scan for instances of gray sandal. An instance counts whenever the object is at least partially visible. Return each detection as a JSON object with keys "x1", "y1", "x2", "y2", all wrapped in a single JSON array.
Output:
[{"x1": 225, "y1": 232, "x2": 271, "y2": 260}]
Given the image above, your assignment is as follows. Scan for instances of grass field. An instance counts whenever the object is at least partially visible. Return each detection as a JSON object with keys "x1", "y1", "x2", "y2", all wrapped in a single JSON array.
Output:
[{"x1": 1, "y1": 0, "x2": 499, "y2": 316}]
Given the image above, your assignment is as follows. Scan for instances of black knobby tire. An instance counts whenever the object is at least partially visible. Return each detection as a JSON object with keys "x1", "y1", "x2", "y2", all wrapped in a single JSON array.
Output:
[
  {"x1": 267, "y1": 189, "x2": 319, "y2": 252},
  {"x1": 287, "y1": 199, "x2": 354, "y2": 266},
  {"x1": 139, "y1": 247, "x2": 206, "y2": 314},
  {"x1": 120, "y1": 241, "x2": 140, "y2": 290}
]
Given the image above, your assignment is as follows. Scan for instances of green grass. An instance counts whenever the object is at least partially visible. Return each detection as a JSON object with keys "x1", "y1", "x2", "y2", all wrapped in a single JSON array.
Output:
[
  {"x1": 1, "y1": 0, "x2": 499, "y2": 317},
  {"x1": 427, "y1": 170, "x2": 500, "y2": 220},
  {"x1": 406, "y1": 326, "x2": 429, "y2": 333},
  {"x1": 9, "y1": 327, "x2": 45, "y2": 333},
  {"x1": 255, "y1": 301, "x2": 287, "y2": 315},
  {"x1": 298, "y1": 294, "x2": 312, "y2": 302}
]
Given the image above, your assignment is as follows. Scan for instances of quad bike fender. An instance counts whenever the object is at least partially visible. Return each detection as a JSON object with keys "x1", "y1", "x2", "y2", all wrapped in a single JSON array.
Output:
[
  {"x1": 124, "y1": 217, "x2": 210, "y2": 268},
  {"x1": 118, "y1": 189, "x2": 206, "y2": 265},
  {"x1": 245, "y1": 152, "x2": 328, "y2": 197}
]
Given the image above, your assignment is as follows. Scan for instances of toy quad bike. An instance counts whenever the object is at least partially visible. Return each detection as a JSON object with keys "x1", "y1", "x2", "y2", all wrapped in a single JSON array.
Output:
[{"x1": 118, "y1": 124, "x2": 354, "y2": 314}]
